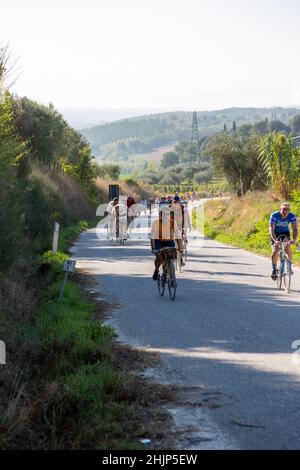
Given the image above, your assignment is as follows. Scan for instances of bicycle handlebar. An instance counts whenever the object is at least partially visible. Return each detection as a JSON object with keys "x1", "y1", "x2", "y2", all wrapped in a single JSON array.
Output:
[
  {"x1": 274, "y1": 236, "x2": 293, "y2": 246},
  {"x1": 152, "y1": 247, "x2": 182, "y2": 255}
]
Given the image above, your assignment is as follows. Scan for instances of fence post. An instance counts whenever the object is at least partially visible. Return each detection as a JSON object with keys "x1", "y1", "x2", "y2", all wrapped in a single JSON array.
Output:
[
  {"x1": 0, "y1": 340, "x2": 6, "y2": 365},
  {"x1": 52, "y1": 222, "x2": 60, "y2": 254}
]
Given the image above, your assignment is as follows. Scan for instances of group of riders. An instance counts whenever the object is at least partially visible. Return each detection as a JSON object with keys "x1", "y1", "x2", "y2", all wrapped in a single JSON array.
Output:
[
  {"x1": 105, "y1": 195, "x2": 299, "y2": 283},
  {"x1": 105, "y1": 193, "x2": 192, "y2": 278}
]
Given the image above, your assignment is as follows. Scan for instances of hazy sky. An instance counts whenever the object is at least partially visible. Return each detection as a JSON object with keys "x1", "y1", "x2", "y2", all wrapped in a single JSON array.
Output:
[{"x1": 1, "y1": 0, "x2": 300, "y2": 110}]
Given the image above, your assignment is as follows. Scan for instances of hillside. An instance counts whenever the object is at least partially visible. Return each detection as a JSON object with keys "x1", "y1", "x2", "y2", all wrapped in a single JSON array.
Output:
[{"x1": 81, "y1": 107, "x2": 300, "y2": 159}]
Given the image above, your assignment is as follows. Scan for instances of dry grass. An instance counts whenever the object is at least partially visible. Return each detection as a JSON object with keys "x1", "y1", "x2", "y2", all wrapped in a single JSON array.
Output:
[
  {"x1": 95, "y1": 176, "x2": 157, "y2": 203},
  {"x1": 204, "y1": 191, "x2": 279, "y2": 239},
  {"x1": 30, "y1": 166, "x2": 95, "y2": 221}
]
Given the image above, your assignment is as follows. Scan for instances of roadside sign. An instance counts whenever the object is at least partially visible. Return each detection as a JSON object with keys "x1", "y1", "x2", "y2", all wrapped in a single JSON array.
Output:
[
  {"x1": 63, "y1": 259, "x2": 76, "y2": 273},
  {"x1": 109, "y1": 184, "x2": 119, "y2": 201},
  {"x1": 59, "y1": 259, "x2": 77, "y2": 300}
]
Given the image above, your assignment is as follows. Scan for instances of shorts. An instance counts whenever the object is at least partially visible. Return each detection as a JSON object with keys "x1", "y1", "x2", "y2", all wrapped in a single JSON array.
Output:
[
  {"x1": 154, "y1": 240, "x2": 175, "y2": 251},
  {"x1": 270, "y1": 232, "x2": 290, "y2": 248}
]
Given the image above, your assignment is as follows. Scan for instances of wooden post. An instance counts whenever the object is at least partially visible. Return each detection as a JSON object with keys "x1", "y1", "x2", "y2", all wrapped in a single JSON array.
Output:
[{"x1": 52, "y1": 222, "x2": 60, "y2": 254}]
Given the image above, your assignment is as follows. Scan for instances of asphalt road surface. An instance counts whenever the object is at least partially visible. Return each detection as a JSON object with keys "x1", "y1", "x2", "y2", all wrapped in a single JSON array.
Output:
[{"x1": 71, "y1": 212, "x2": 300, "y2": 450}]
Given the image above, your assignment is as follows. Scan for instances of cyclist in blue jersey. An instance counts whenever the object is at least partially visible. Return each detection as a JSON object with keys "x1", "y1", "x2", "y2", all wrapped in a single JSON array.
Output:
[{"x1": 270, "y1": 203, "x2": 298, "y2": 280}]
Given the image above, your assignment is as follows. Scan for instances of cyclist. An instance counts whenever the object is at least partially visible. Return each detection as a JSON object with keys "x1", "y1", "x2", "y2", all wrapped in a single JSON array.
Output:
[
  {"x1": 159, "y1": 196, "x2": 168, "y2": 209},
  {"x1": 151, "y1": 207, "x2": 183, "y2": 281},
  {"x1": 270, "y1": 203, "x2": 298, "y2": 280},
  {"x1": 170, "y1": 196, "x2": 191, "y2": 265},
  {"x1": 126, "y1": 195, "x2": 136, "y2": 236},
  {"x1": 106, "y1": 198, "x2": 118, "y2": 238},
  {"x1": 171, "y1": 196, "x2": 191, "y2": 232},
  {"x1": 111, "y1": 199, "x2": 128, "y2": 240},
  {"x1": 148, "y1": 197, "x2": 155, "y2": 215}
]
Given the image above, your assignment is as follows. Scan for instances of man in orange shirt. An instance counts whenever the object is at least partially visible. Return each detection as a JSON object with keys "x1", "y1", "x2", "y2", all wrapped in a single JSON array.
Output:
[{"x1": 150, "y1": 207, "x2": 183, "y2": 280}]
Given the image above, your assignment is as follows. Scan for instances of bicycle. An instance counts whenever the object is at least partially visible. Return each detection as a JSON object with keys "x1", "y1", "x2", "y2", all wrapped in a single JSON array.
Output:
[
  {"x1": 274, "y1": 236, "x2": 293, "y2": 293},
  {"x1": 153, "y1": 247, "x2": 178, "y2": 301},
  {"x1": 106, "y1": 221, "x2": 127, "y2": 245}
]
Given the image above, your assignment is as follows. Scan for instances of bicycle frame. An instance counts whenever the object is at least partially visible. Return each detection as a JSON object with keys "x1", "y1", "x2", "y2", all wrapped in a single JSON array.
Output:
[
  {"x1": 275, "y1": 237, "x2": 292, "y2": 293},
  {"x1": 153, "y1": 247, "x2": 178, "y2": 300}
]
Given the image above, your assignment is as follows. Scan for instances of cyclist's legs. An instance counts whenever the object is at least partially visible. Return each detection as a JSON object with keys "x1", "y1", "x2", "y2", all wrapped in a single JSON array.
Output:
[
  {"x1": 271, "y1": 243, "x2": 280, "y2": 266},
  {"x1": 271, "y1": 234, "x2": 288, "y2": 266},
  {"x1": 154, "y1": 240, "x2": 163, "y2": 271},
  {"x1": 154, "y1": 240, "x2": 175, "y2": 271},
  {"x1": 285, "y1": 243, "x2": 292, "y2": 264},
  {"x1": 155, "y1": 253, "x2": 163, "y2": 271}
]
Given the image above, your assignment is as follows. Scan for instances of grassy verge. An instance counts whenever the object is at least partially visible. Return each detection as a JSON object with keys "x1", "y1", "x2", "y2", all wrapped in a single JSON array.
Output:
[
  {"x1": 1, "y1": 225, "x2": 174, "y2": 450},
  {"x1": 194, "y1": 191, "x2": 300, "y2": 265},
  {"x1": 22, "y1": 252, "x2": 143, "y2": 449},
  {"x1": 57, "y1": 220, "x2": 94, "y2": 253}
]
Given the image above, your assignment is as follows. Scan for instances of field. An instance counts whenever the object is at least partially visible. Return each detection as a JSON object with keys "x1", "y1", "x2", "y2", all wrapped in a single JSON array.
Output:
[{"x1": 130, "y1": 144, "x2": 177, "y2": 164}]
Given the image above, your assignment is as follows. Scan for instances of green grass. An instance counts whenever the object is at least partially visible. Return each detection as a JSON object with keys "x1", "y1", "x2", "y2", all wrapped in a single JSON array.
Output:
[{"x1": 20, "y1": 240, "x2": 145, "y2": 449}]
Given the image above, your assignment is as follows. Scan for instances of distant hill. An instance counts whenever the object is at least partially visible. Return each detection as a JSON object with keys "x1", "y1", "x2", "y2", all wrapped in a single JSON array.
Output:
[
  {"x1": 59, "y1": 107, "x2": 168, "y2": 129},
  {"x1": 81, "y1": 107, "x2": 300, "y2": 156}
]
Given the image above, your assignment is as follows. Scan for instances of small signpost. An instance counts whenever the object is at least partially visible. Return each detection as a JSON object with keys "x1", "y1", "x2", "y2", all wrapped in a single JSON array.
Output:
[
  {"x1": 52, "y1": 222, "x2": 60, "y2": 254},
  {"x1": 59, "y1": 259, "x2": 76, "y2": 301}
]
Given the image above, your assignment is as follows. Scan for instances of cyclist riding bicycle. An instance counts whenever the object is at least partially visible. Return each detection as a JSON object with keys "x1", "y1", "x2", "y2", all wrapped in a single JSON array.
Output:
[
  {"x1": 171, "y1": 195, "x2": 191, "y2": 234},
  {"x1": 270, "y1": 203, "x2": 298, "y2": 280},
  {"x1": 151, "y1": 207, "x2": 183, "y2": 281},
  {"x1": 170, "y1": 195, "x2": 191, "y2": 266}
]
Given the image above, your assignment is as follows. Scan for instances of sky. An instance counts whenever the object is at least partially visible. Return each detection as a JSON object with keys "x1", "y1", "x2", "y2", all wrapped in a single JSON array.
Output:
[{"x1": 1, "y1": 0, "x2": 300, "y2": 111}]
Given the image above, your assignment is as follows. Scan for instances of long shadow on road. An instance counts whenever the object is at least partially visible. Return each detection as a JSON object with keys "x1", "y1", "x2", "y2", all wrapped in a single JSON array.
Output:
[{"x1": 73, "y1": 231, "x2": 300, "y2": 449}]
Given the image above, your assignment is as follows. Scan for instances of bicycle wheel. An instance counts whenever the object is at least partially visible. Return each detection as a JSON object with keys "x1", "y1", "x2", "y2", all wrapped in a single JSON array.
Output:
[
  {"x1": 167, "y1": 259, "x2": 177, "y2": 301},
  {"x1": 276, "y1": 258, "x2": 283, "y2": 290},
  {"x1": 283, "y1": 255, "x2": 292, "y2": 293},
  {"x1": 157, "y1": 273, "x2": 166, "y2": 296}
]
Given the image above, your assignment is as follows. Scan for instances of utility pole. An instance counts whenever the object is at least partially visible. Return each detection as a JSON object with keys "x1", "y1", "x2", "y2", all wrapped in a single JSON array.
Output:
[
  {"x1": 239, "y1": 169, "x2": 244, "y2": 198},
  {"x1": 190, "y1": 111, "x2": 200, "y2": 169}
]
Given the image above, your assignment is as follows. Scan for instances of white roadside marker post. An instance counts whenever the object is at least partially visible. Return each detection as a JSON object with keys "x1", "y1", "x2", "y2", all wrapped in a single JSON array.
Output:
[
  {"x1": 52, "y1": 222, "x2": 60, "y2": 254},
  {"x1": 59, "y1": 259, "x2": 76, "y2": 301},
  {"x1": 0, "y1": 340, "x2": 6, "y2": 365}
]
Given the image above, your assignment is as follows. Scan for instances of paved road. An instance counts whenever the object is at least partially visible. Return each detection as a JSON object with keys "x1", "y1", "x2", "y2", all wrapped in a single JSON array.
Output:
[{"x1": 72, "y1": 213, "x2": 300, "y2": 450}]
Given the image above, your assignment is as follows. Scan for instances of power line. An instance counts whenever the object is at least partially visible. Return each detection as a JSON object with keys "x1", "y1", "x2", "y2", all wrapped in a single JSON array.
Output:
[{"x1": 190, "y1": 111, "x2": 200, "y2": 168}]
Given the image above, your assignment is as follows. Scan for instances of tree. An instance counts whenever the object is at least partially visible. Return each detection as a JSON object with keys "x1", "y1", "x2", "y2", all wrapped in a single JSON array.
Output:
[
  {"x1": 194, "y1": 169, "x2": 213, "y2": 184},
  {"x1": 160, "y1": 151, "x2": 179, "y2": 169},
  {"x1": 78, "y1": 147, "x2": 95, "y2": 184},
  {"x1": 12, "y1": 96, "x2": 89, "y2": 170},
  {"x1": 259, "y1": 132, "x2": 300, "y2": 199},
  {"x1": 253, "y1": 120, "x2": 269, "y2": 135},
  {"x1": 290, "y1": 115, "x2": 300, "y2": 135},
  {"x1": 205, "y1": 133, "x2": 267, "y2": 195},
  {"x1": 62, "y1": 146, "x2": 95, "y2": 187},
  {"x1": 237, "y1": 124, "x2": 253, "y2": 138},
  {"x1": 269, "y1": 120, "x2": 291, "y2": 134},
  {"x1": 0, "y1": 44, "x2": 19, "y2": 90},
  {"x1": 95, "y1": 163, "x2": 120, "y2": 180},
  {"x1": 0, "y1": 92, "x2": 28, "y2": 177}
]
